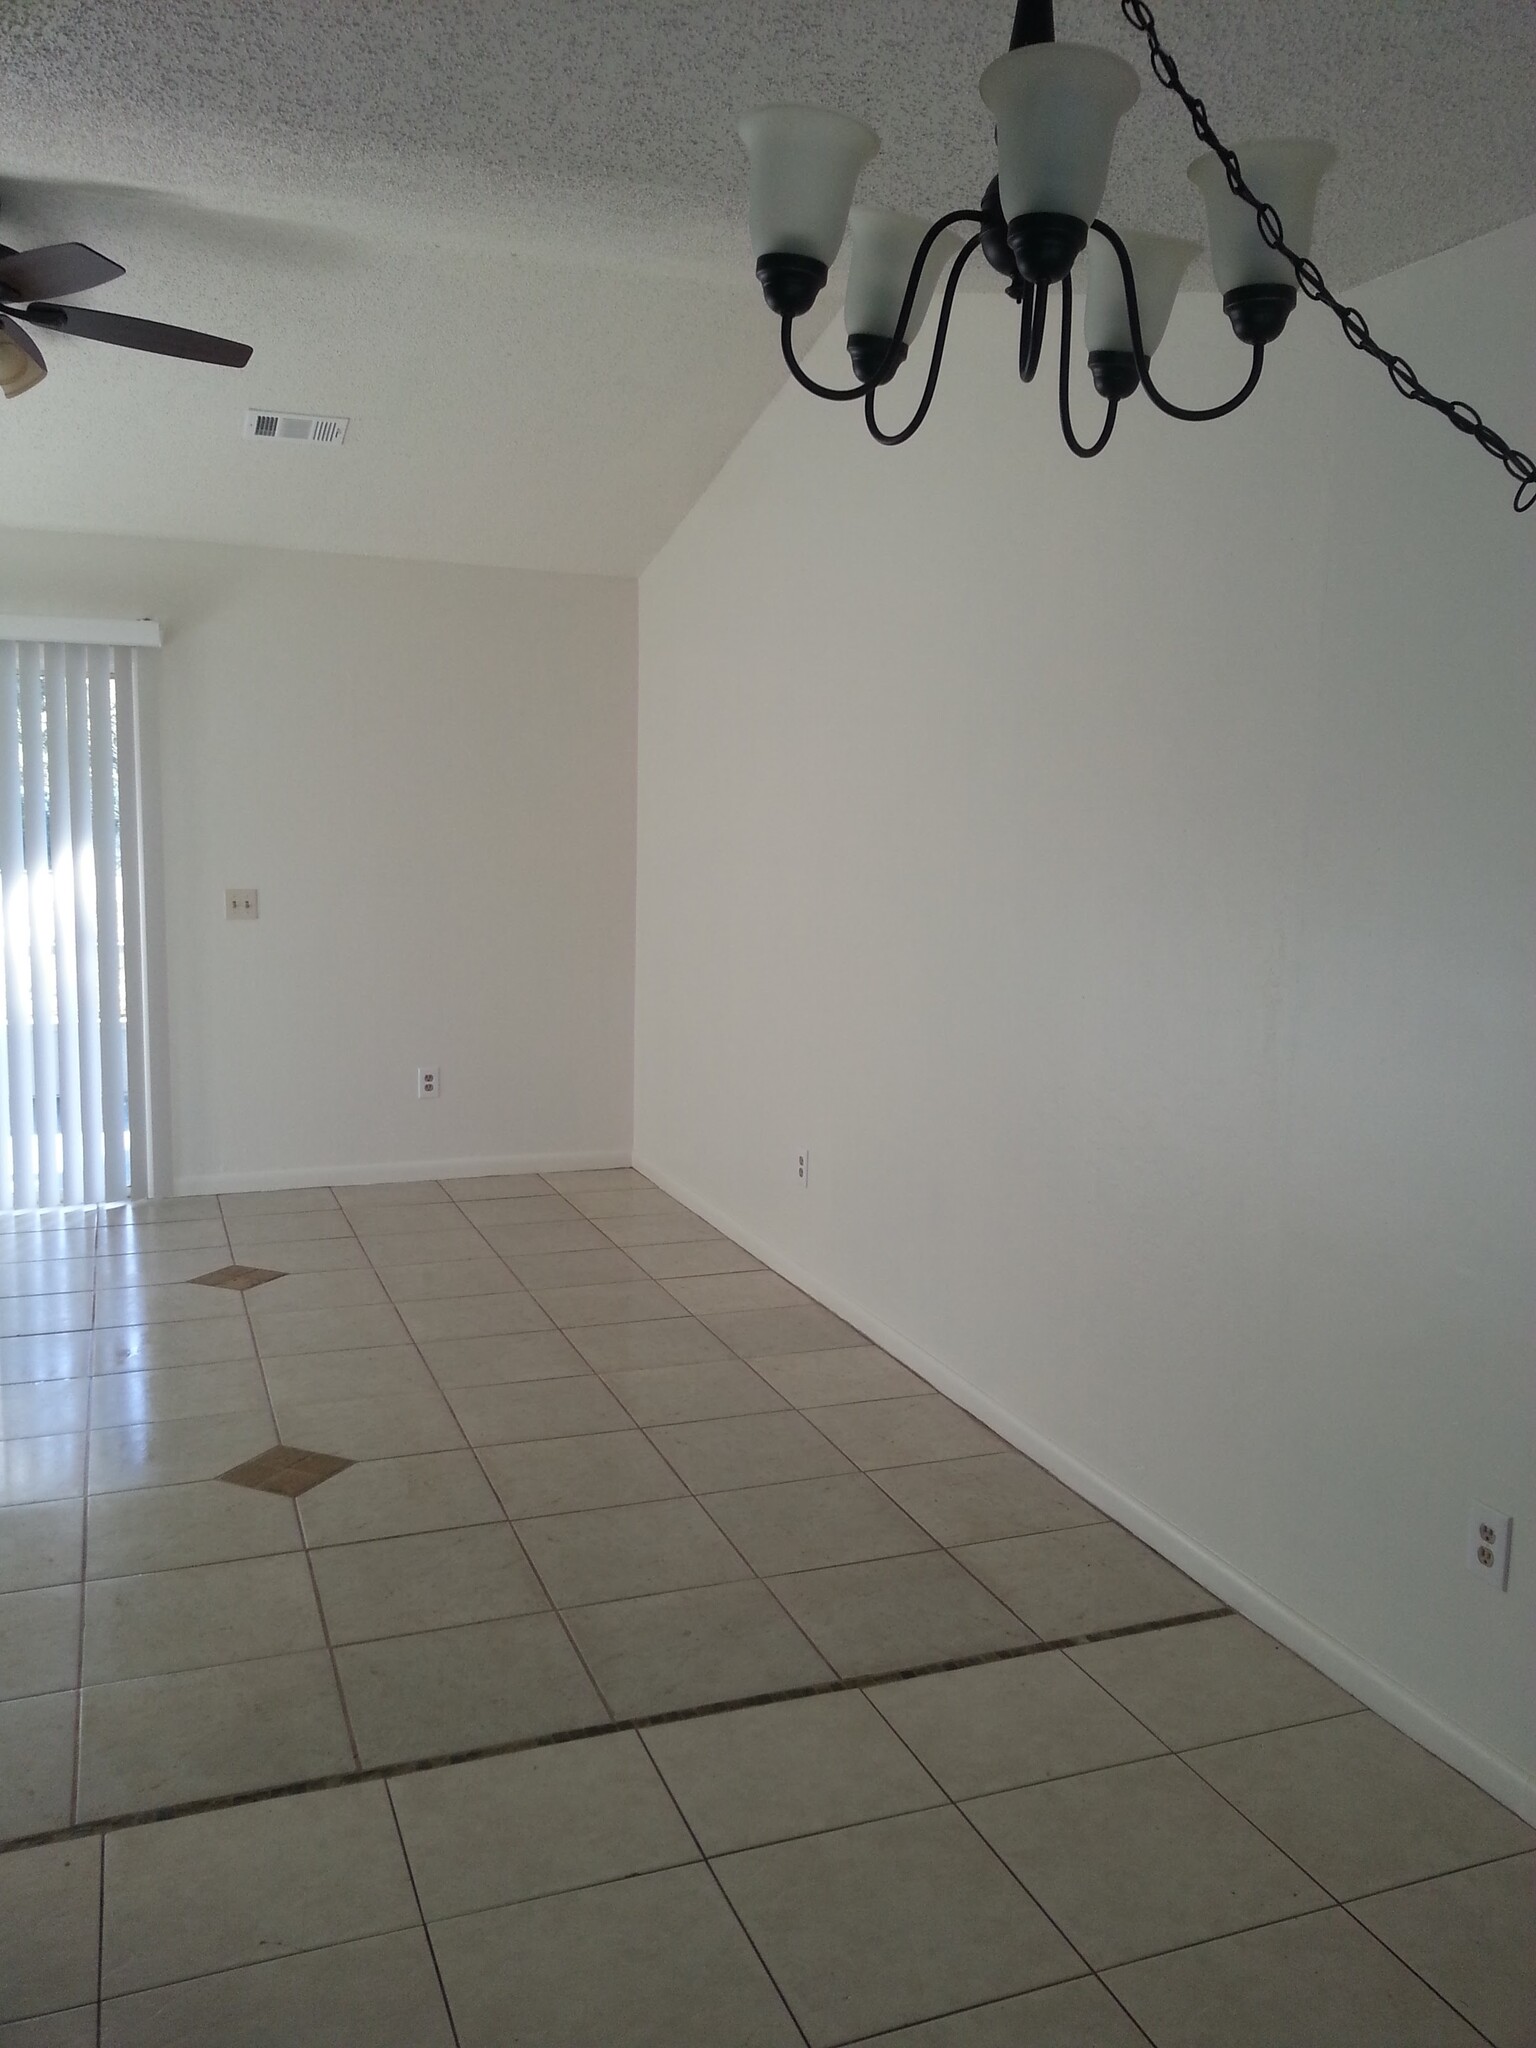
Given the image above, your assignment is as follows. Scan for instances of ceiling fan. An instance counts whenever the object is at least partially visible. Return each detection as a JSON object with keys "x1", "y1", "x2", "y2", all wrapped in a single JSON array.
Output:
[{"x1": 0, "y1": 231, "x2": 252, "y2": 399}]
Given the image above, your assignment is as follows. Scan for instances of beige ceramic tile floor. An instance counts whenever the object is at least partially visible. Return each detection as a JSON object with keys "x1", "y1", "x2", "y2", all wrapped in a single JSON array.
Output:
[{"x1": 0, "y1": 1169, "x2": 1531, "y2": 2044}]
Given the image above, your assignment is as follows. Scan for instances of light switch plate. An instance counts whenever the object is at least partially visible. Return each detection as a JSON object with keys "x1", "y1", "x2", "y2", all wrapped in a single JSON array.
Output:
[{"x1": 225, "y1": 888, "x2": 259, "y2": 920}]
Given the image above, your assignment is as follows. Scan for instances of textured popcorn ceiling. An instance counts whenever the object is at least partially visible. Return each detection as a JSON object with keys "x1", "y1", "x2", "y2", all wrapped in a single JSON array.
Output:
[{"x1": 1, "y1": 0, "x2": 1532, "y2": 575}]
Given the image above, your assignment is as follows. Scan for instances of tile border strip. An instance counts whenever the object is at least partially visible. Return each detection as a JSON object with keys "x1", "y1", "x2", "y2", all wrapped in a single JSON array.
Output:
[{"x1": 1, "y1": 1602, "x2": 1229, "y2": 1856}]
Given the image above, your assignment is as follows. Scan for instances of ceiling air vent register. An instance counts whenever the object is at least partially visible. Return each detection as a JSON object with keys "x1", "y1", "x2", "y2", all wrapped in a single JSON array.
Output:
[{"x1": 243, "y1": 409, "x2": 348, "y2": 445}]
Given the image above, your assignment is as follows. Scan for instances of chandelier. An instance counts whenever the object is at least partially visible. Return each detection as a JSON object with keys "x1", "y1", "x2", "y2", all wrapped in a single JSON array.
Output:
[{"x1": 740, "y1": 0, "x2": 1534, "y2": 511}]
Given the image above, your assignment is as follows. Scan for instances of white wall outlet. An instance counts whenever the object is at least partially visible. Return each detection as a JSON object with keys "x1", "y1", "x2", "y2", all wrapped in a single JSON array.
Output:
[
  {"x1": 417, "y1": 1066, "x2": 440, "y2": 1100},
  {"x1": 225, "y1": 887, "x2": 259, "y2": 920},
  {"x1": 1467, "y1": 1506, "x2": 1512, "y2": 1590},
  {"x1": 796, "y1": 1147, "x2": 810, "y2": 1189}
]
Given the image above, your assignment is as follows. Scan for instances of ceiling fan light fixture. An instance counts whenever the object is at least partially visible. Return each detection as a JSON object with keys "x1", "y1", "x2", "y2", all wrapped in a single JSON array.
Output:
[
  {"x1": 740, "y1": 104, "x2": 880, "y2": 314},
  {"x1": 0, "y1": 228, "x2": 250, "y2": 383},
  {"x1": 981, "y1": 43, "x2": 1140, "y2": 282},
  {"x1": 0, "y1": 323, "x2": 45, "y2": 398}
]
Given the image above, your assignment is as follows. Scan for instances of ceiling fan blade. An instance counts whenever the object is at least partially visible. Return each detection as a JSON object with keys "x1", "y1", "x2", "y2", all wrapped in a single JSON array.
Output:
[
  {"x1": 0, "y1": 312, "x2": 47, "y2": 397},
  {"x1": 0, "y1": 242, "x2": 124, "y2": 302},
  {"x1": 19, "y1": 301, "x2": 251, "y2": 367}
]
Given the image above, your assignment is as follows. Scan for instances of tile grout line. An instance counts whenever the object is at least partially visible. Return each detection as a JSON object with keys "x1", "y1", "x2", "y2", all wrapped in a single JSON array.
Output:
[
  {"x1": 1331, "y1": 1897, "x2": 1503, "y2": 2048},
  {"x1": 382, "y1": 1778, "x2": 464, "y2": 2048},
  {"x1": 1058, "y1": 1638, "x2": 1510, "y2": 2048},
  {"x1": 842, "y1": 1983, "x2": 1157, "y2": 2046},
  {"x1": 68, "y1": 1210, "x2": 99, "y2": 1834},
  {"x1": 633, "y1": 1735, "x2": 817, "y2": 2048},
  {"x1": 240, "y1": 1190, "x2": 367, "y2": 1776},
  {"x1": 459, "y1": 1432, "x2": 627, "y2": 1734},
  {"x1": 1097, "y1": 1898, "x2": 1500, "y2": 2041},
  {"x1": 495, "y1": 1228, "x2": 856, "y2": 1698},
  {"x1": 1042, "y1": 1647, "x2": 1499, "y2": 2016},
  {"x1": 1059, "y1": 1643, "x2": 1366, "y2": 1769},
  {"x1": 562, "y1": 1197, "x2": 937, "y2": 1703},
  {"x1": 1160, "y1": 1678, "x2": 1513, "y2": 2048},
  {"x1": 0, "y1": 1603, "x2": 1237, "y2": 1858},
  {"x1": 1333, "y1": 1838, "x2": 1536, "y2": 1904},
  {"x1": 427, "y1": 1175, "x2": 635, "y2": 1730},
  {"x1": 843, "y1": 1672, "x2": 1106, "y2": 2009},
  {"x1": 1092, "y1": 1978, "x2": 1162, "y2": 2048},
  {"x1": 462, "y1": 1169, "x2": 814, "y2": 1711},
  {"x1": 752, "y1": 1705, "x2": 1500, "y2": 2044},
  {"x1": 94, "y1": 1815, "x2": 105, "y2": 2048}
]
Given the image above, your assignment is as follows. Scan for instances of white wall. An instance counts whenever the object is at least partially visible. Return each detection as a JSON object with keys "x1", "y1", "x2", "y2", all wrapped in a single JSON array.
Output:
[
  {"x1": 635, "y1": 217, "x2": 1536, "y2": 1813},
  {"x1": 0, "y1": 533, "x2": 637, "y2": 1191}
]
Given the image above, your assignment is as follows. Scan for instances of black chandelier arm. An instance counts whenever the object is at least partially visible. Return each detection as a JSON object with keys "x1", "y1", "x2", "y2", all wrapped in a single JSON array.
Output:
[
  {"x1": 864, "y1": 233, "x2": 983, "y2": 448},
  {"x1": 1090, "y1": 221, "x2": 1264, "y2": 423},
  {"x1": 885, "y1": 206, "x2": 985, "y2": 357},
  {"x1": 1018, "y1": 279, "x2": 1048, "y2": 384},
  {"x1": 779, "y1": 207, "x2": 985, "y2": 406},
  {"x1": 1056, "y1": 274, "x2": 1119, "y2": 459},
  {"x1": 780, "y1": 316, "x2": 869, "y2": 401},
  {"x1": 1118, "y1": 0, "x2": 1536, "y2": 511}
]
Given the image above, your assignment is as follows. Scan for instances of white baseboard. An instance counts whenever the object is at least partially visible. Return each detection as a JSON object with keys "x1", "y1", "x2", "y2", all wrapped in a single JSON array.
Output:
[
  {"x1": 635, "y1": 1152, "x2": 1536, "y2": 1826},
  {"x1": 174, "y1": 1150, "x2": 632, "y2": 1197}
]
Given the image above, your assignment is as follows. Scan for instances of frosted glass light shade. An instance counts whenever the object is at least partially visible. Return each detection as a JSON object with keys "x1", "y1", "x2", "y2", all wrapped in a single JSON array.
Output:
[
  {"x1": 739, "y1": 105, "x2": 879, "y2": 264},
  {"x1": 980, "y1": 44, "x2": 1140, "y2": 226},
  {"x1": 844, "y1": 208, "x2": 962, "y2": 341},
  {"x1": 1085, "y1": 230, "x2": 1199, "y2": 357},
  {"x1": 1188, "y1": 140, "x2": 1336, "y2": 292},
  {"x1": 0, "y1": 323, "x2": 45, "y2": 399}
]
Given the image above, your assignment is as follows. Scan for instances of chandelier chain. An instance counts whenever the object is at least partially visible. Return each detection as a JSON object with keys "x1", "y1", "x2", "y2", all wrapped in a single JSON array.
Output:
[{"x1": 1119, "y1": 0, "x2": 1536, "y2": 512}]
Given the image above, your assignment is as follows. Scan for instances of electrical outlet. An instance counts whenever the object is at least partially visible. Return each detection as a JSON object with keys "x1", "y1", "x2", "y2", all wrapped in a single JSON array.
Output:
[
  {"x1": 417, "y1": 1066, "x2": 440, "y2": 1100},
  {"x1": 1467, "y1": 1506, "x2": 1512, "y2": 1590},
  {"x1": 225, "y1": 887, "x2": 259, "y2": 920},
  {"x1": 796, "y1": 1147, "x2": 810, "y2": 1189}
]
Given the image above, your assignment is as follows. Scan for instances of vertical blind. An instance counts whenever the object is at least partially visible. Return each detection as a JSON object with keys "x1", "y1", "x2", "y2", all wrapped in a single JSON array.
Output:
[{"x1": 0, "y1": 638, "x2": 144, "y2": 1207}]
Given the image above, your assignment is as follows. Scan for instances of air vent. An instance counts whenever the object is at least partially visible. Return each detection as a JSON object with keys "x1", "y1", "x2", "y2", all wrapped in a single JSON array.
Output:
[{"x1": 243, "y1": 410, "x2": 348, "y2": 446}]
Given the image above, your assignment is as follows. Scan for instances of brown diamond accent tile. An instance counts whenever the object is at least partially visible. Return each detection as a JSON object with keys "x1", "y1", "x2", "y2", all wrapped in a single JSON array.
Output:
[
  {"x1": 193, "y1": 1264, "x2": 287, "y2": 1291},
  {"x1": 219, "y1": 1445, "x2": 353, "y2": 1496}
]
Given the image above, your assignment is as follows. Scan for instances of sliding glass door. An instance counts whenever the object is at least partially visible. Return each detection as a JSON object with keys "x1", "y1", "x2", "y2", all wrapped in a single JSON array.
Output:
[{"x1": 0, "y1": 638, "x2": 148, "y2": 1208}]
